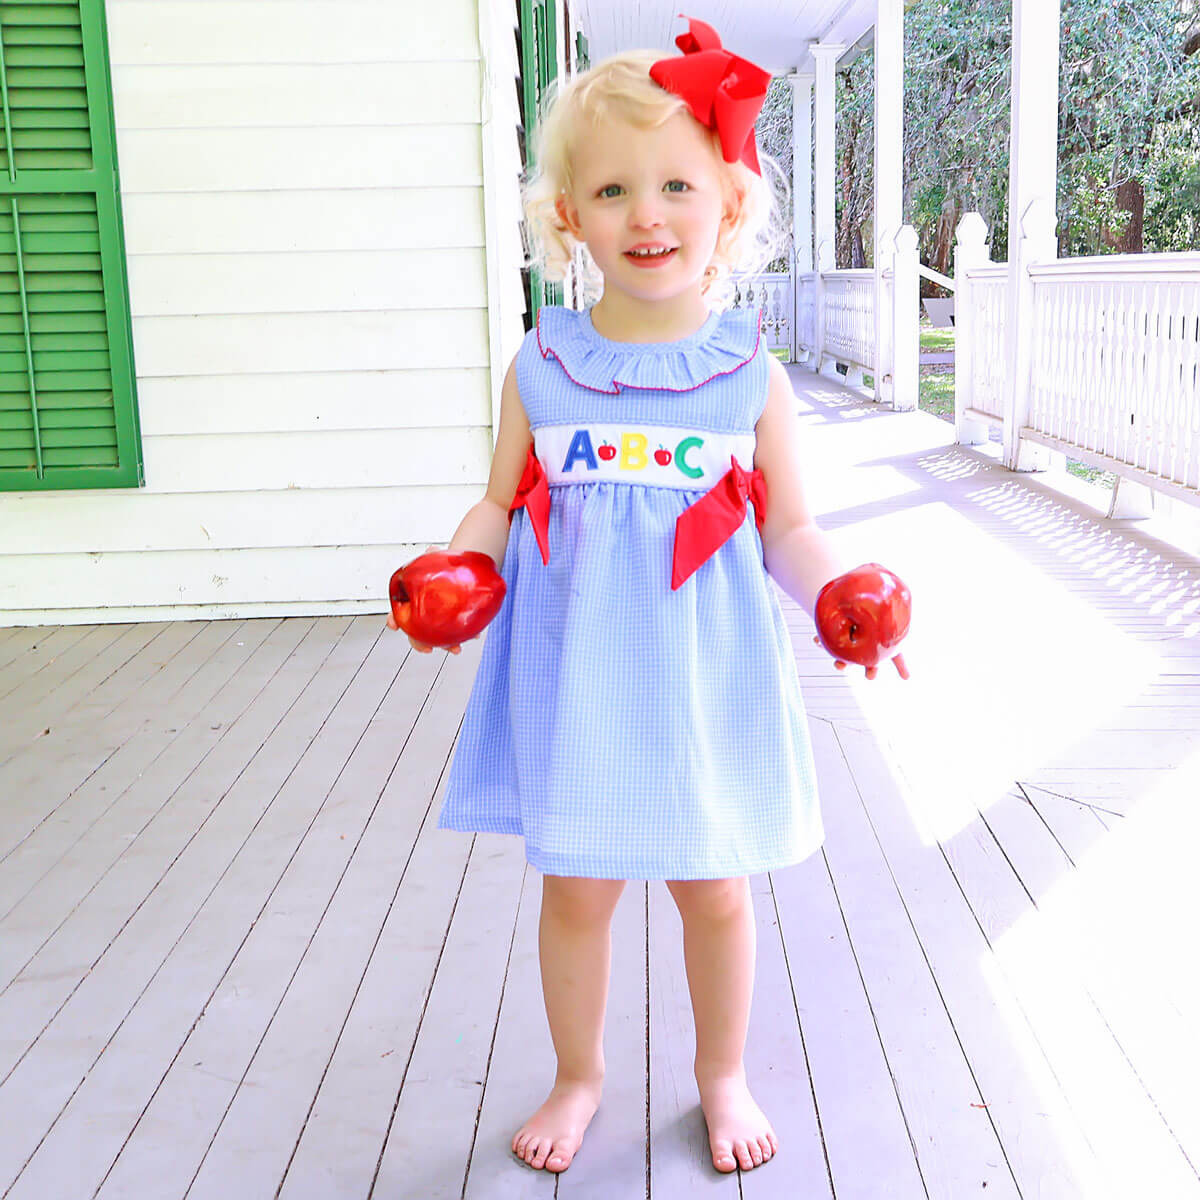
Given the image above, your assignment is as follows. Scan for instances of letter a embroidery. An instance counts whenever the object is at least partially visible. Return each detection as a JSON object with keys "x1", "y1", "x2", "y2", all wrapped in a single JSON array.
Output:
[{"x1": 562, "y1": 429, "x2": 598, "y2": 472}]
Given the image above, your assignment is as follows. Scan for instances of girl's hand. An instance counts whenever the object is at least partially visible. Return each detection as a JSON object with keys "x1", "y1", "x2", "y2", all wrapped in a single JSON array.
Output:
[
  {"x1": 384, "y1": 608, "x2": 461, "y2": 654},
  {"x1": 812, "y1": 635, "x2": 909, "y2": 680},
  {"x1": 385, "y1": 544, "x2": 462, "y2": 654}
]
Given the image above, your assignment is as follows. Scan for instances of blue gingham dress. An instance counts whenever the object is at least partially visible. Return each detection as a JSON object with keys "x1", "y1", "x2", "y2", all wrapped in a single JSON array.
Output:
[{"x1": 437, "y1": 304, "x2": 823, "y2": 880}]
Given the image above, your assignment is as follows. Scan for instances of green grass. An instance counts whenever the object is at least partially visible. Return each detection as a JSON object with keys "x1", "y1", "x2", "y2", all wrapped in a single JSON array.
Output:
[
  {"x1": 919, "y1": 371, "x2": 956, "y2": 420},
  {"x1": 1066, "y1": 461, "x2": 1117, "y2": 488},
  {"x1": 920, "y1": 326, "x2": 956, "y2": 353}
]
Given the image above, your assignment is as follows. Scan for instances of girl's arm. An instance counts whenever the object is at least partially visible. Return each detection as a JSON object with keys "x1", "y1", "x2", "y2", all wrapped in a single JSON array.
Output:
[
  {"x1": 447, "y1": 356, "x2": 532, "y2": 563},
  {"x1": 388, "y1": 356, "x2": 532, "y2": 649},
  {"x1": 753, "y1": 354, "x2": 845, "y2": 617}
]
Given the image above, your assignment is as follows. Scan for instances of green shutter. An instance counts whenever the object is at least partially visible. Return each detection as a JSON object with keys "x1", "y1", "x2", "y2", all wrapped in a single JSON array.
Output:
[
  {"x1": 0, "y1": 0, "x2": 141, "y2": 492},
  {"x1": 518, "y1": 0, "x2": 563, "y2": 318}
]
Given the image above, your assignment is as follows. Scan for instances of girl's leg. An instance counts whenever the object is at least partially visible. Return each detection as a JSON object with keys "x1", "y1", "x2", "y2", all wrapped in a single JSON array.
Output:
[
  {"x1": 512, "y1": 872, "x2": 627, "y2": 1172},
  {"x1": 665, "y1": 875, "x2": 778, "y2": 1174}
]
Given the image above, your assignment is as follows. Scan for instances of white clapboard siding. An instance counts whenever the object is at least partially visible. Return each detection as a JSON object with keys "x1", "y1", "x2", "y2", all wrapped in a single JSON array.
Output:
[
  {"x1": 0, "y1": 487, "x2": 482, "y2": 555},
  {"x1": 478, "y1": 0, "x2": 530, "y2": 428},
  {"x1": 136, "y1": 370, "x2": 489, "y2": 436},
  {"x1": 141, "y1": 428, "x2": 492, "y2": 493},
  {"x1": 127, "y1": 249, "x2": 488, "y2": 316},
  {"x1": 0, "y1": 0, "x2": 514, "y2": 622},
  {"x1": 120, "y1": 190, "x2": 484, "y2": 255},
  {"x1": 131, "y1": 310, "x2": 490, "y2": 377},
  {"x1": 113, "y1": 62, "x2": 482, "y2": 128},
  {"x1": 106, "y1": 1, "x2": 479, "y2": 66},
  {"x1": 115, "y1": 127, "x2": 482, "y2": 193},
  {"x1": 0, "y1": 546, "x2": 446, "y2": 610}
]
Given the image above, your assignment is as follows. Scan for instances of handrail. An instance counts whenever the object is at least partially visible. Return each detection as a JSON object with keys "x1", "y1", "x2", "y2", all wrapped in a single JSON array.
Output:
[{"x1": 919, "y1": 263, "x2": 954, "y2": 292}]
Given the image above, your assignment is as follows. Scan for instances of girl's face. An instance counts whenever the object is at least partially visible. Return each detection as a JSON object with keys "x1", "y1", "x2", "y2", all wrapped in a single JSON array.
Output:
[{"x1": 555, "y1": 111, "x2": 736, "y2": 309}]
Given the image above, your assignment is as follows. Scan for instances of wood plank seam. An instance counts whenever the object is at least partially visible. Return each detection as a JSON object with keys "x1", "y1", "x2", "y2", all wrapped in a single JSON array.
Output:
[
  {"x1": 0, "y1": 618, "x2": 284, "y2": 945},
  {"x1": 819, "y1": 836, "x2": 929, "y2": 1193},
  {"x1": 830, "y1": 729, "x2": 1027, "y2": 1200},
  {"x1": 271, "y1": 661, "x2": 462, "y2": 1193},
  {"x1": 0, "y1": 619, "x2": 365, "y2": 1122},
  {"x1": 365, "y1": 838, "x2": 477, "y2": 1200},
  {"x1": 164, "y1": 624, "x2": 413, "y2": 1189},
  {"x1": 975, "y1": 801, "x2": 1200, "y2": 1178},
  {"x1": 765, "y1": 871, "x2": 837, "y2": 1196},
  {"x1": 455, "y1": 860, "x2": 531, "y2": 1200},
  {"x1": 0, "y1": 620, "x2": 317, "y2": 995}
]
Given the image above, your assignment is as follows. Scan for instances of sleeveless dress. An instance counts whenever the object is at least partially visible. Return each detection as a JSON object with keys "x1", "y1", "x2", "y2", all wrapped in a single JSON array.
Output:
[{"x1": 436, "y1": 304, "x2": 823, "y2": 880}]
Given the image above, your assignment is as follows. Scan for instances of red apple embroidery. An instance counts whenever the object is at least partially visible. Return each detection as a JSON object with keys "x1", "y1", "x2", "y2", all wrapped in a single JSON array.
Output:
[
  {"x1": 598, "y1": 441, "x2": 617, "y2": 461},
  {"x1": 654, "y1": 446, "x2": 672, "y2": 466}
]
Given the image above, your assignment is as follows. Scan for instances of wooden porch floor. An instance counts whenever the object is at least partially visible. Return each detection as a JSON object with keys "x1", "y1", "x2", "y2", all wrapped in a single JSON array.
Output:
[{"x1": 3, "y1": 372, "x2": 1200, "y2": 1199}]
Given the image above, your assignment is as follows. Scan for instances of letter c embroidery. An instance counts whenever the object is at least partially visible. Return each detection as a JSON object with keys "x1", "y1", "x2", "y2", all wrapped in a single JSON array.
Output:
[{"x1": 675, "y1": 436, "x2": 705, "y2": 479}]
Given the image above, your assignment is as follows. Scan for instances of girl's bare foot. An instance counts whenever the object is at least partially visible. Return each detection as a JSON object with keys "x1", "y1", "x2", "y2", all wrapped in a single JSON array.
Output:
[
  {"x1": 696, "y1": 1069, "x2": 778, "y2": 1173},
  {"x1": 511, "y1": 1076, "x2": 604, "y2": 1172}
]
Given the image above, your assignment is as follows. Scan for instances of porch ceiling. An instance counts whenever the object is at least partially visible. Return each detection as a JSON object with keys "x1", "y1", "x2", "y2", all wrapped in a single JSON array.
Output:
[{"x1": 566, "y1": 0, "x2": 876, "y2": 74}]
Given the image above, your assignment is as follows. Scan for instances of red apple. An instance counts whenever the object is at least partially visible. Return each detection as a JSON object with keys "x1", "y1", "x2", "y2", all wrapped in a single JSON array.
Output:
[
  {"x1": 388, "y1": 550, "x2": 506, "y2": 648},
  {"x1": 654, "y1": 446, "x2": 672, "y2": 466},
  {"x1": 814, "y1": 563, "x2": 911, "y2": 679},
  {"x1": 598, "y1": 442, "x2": 617, "y2": 461}
]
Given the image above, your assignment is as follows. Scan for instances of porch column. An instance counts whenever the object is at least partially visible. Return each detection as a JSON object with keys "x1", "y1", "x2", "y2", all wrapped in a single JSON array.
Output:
[
  {"x1": 788, "y1": 72, "x2": 813, "y2": 273},
  {"x1": 873, "y1": 0, "x2": 904, "y2": 406},
  {"x1": 1002, "y1": 0, "x2": 1060, "y2": 470},
  {"x1": 811, "y1": 43, "x2": 842, "y2": 274},
  {"x1": 788, "y1": 72, "x2": 814, "y2": 364}
]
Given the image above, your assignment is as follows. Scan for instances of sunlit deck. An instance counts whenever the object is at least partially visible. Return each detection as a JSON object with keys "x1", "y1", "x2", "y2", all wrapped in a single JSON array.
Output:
[{"x1": 2, "y1": 370, "x2": 1199, "y2": 1199}]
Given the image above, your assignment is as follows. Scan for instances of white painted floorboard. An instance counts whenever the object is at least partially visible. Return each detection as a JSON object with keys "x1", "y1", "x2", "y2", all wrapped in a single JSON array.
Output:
[{"x1": 2, "y1": 377, "x2": 1199, "y2": 1198}]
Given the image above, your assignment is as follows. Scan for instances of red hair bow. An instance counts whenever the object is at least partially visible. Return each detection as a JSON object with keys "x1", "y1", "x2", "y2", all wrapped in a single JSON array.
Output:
[{"x1": 649, "y1": 15, "x2": 770, "y2": 176}]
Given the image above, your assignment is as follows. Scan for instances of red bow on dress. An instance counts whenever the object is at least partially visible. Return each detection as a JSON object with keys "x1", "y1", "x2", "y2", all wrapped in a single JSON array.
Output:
[
  {"x1": 649, "y1": 15, "x2": 770, "y2": 175},
  {"x1": 671, "y1": 457, "x2": 768, "y2": 590},
  {"x1": 509, "y1": 445, "x2": 551, "y2": 564}
]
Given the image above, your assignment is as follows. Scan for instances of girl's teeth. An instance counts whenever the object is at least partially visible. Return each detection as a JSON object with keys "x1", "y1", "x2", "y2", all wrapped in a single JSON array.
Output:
[{"x1": 629, "y1": 247, "x2": 672, "y2": 256}]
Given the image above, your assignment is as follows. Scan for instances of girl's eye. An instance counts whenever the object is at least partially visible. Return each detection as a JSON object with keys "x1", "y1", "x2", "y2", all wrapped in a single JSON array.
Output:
[
  {"x1": 664, "y1": 180, "x2": 690, "y2": 193},
  {"x1": 598, "y1": 184, "x2": 623, "y2": 198}
]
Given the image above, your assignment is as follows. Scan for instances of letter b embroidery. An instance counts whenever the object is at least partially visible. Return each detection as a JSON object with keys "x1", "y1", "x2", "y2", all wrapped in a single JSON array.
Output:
[{"x1": 619, "y1": 433, "x2": 648, "y2": 470}]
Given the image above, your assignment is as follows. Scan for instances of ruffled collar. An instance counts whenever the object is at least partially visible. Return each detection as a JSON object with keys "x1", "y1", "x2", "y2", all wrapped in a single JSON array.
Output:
[{"x1": 535, "y1": 304, "x2": 761, "y2": 394}]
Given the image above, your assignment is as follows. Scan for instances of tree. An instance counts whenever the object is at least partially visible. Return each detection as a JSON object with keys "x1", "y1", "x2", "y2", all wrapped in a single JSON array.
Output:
[{"x1": 757, "y1": 0, "x2": 1200, "y2": 271}]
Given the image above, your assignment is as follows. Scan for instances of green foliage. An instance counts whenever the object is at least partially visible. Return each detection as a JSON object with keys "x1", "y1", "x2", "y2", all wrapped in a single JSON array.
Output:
[
  {"x1": 759, "y1": 0, "x2": 1200, "y2": 268},
  {"x1": 1057, "y1": 0, "x2": 1200, "y2": 254}
]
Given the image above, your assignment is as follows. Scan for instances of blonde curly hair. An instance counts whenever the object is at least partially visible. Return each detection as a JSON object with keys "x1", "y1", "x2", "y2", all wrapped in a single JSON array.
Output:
[{"x1": 522, "y1": 49, "x2": 788, "y2": 307}]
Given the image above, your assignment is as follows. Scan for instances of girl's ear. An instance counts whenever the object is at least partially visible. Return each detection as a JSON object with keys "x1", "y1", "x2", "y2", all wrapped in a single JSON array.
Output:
[
  {"x1": 555, "y1": 193, "x2": 583, "y2": 239},
  {"x1": 721, "y1": 182, "x2": 746, "y2": 231}
]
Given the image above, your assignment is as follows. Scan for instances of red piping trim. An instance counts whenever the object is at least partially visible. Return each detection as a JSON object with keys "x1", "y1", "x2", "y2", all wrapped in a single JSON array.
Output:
[{"x1": 534, "y1": 307, "x2": 762, "y2": 395}]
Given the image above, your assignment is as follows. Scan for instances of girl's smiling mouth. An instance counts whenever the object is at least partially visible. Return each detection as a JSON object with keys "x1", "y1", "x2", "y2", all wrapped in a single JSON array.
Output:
[{"x1": 624, "y1": 244, "x2": 678, "y2": 266}]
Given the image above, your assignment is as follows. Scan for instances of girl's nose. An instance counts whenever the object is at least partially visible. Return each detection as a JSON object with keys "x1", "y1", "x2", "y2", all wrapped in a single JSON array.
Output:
[{"x1": 628, "y1": 194, "x2": 664, "y2": 228}]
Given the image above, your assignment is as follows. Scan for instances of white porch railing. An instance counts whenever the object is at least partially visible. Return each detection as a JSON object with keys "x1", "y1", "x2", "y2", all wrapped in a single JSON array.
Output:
[
  {"x1": 955, "y1": 212, "x2": 1200, "y2": 507},
  {"x1": 1024, "y1": 256, "x2": 1200, "y2": 494},
  {"x1": 794, "y1": 269, "x2": 877, "y2": 375},
  {"x1": 822, "y1": 270, "x2": 877, "y2": 374},
  {"x1": 729, "y1": 272, "x2": 794, "y2": 359}
]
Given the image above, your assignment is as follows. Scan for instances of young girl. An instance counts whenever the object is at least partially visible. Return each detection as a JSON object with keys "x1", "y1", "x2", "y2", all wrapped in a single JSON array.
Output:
[{"x1": 390, "y1": 17, "x2": 898, "y2": 1177}]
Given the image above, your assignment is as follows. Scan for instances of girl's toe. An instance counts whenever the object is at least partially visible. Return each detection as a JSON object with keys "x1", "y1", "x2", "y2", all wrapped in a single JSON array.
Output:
[
  {"x1": 712, "y1": 1141, "x2": 736, "y2": 1172},
  {"x1": 757, "y1": 1135, "x2": 773, "y2": 1161},
  {"x1": 735, "y1": 1140, "x2": 755, "y2": 1170}
]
